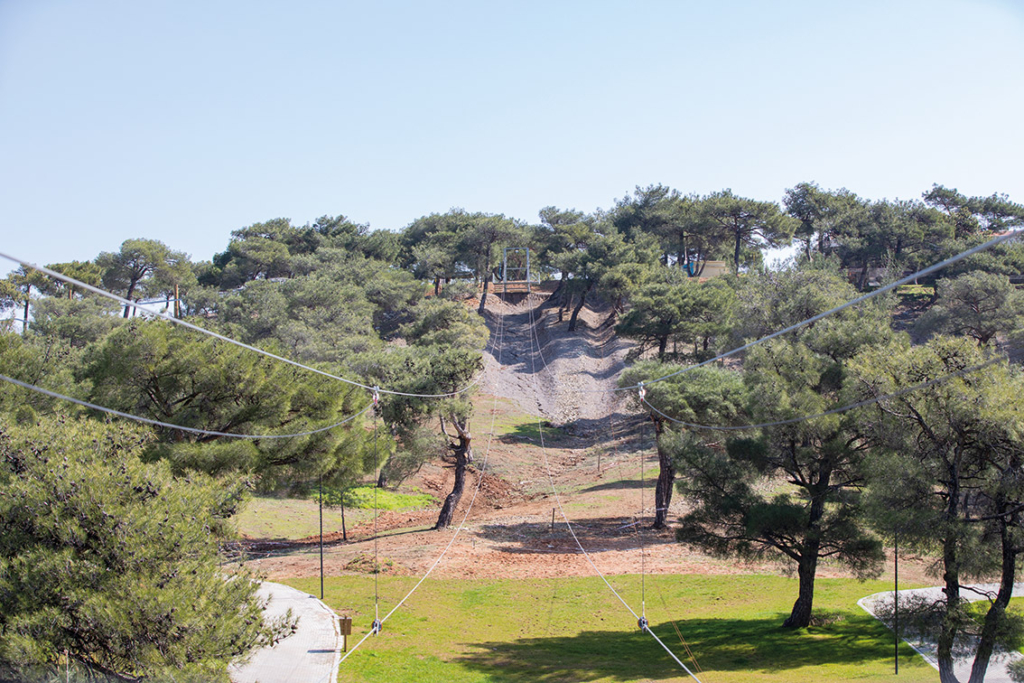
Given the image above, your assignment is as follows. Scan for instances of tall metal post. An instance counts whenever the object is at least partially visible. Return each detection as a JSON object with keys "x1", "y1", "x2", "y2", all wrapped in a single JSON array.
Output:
[
  {"x1": 526, "y1": 248, "x2": 531, "y2": 293},
  {"x1": 319, "y1": 472, "x2": 324, "y2": 600},
  {"x1": 894, "y1": 530, "x2": 899, "y2": 674}
]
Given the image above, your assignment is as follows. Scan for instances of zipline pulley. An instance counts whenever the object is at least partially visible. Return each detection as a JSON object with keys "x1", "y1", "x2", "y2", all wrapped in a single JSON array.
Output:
[
  {"x1": 638, "y1": 616, "x2": 648, "y2": 632},
  {"x1": 371, "y1": 619, "x2": 382, "y2": 635}
]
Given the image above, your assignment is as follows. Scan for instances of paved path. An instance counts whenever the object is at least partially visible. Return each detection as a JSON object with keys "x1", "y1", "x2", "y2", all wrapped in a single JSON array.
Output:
[
  {"x1": 859, "y1": 582, "x2": 1024, "y2": 683},
  {"x1": 229, "y1": 582, "x2": 340, "y2": 683}
]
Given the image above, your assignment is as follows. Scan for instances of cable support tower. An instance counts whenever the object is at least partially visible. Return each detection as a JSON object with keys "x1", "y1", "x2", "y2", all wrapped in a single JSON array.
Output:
[
  {"x1": 0, "y1": 373, "x2": 374, "y2": 439},
  {"x1": 0, "y1": 251, "x2": 486, "y2": 400},
  {"x1": 525, "y1": 298, "x2": 703, "y2": 683},
  {"x1": 640, "y1": 354, "x2": 1008, "y2": 432},
  {"x1": 571, "y1": 228, "x2": 1022, "y2": 394},
  {"x1": 638, "y1": 385, "x2": 648, "y2": 628},
  {"x1": 372, "y1": 387, "x2": 381, "y2": 635},
  {"x1": 339, "y1": 291, "x2": 509, "y2": 663}
]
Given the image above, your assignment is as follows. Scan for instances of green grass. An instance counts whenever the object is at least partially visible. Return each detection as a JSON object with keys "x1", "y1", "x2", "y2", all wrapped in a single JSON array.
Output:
[
  {"x1": 234, "y1": 495, "x2": 370, "y2": 540},
  {"x1": 896, "y1": 284, "x2": 934, "y2": 303},
  {"x1": 318, "y1": 486, "x2": 435, "y2": 511},
  {"x1": 484, "y1": 397, "x2": 567, "y2": 443},
  {"x1": 283, "y1": 574, "x2": 933, "y2": 683},
  {"x1": 236, "y1": 489, "x2": 434, "y2": 540}
]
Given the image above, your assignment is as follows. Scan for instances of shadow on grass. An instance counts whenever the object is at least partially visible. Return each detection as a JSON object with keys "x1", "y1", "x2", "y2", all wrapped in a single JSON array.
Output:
[
  {"x1": 580, "y1": 478, "x2": 646, "y2": 492},
  {"x1": 499, "y1": 423, "x2": 567, "y2": 444},
  {"x1": 455, "y1": 614, "x2": 914, "y2": 682},
  {"x1": 474, "y1": 518, "x2": 678, "y2": 554}
]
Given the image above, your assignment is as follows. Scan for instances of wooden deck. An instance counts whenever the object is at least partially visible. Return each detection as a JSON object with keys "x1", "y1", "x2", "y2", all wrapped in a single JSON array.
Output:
[{"x1": 480, "y1": 281, "x2": 534, "y2": 293}]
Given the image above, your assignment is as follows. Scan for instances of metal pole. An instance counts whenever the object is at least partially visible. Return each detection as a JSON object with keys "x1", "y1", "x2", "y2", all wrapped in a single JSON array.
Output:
[
  {"x1": 526, "y1": 248, "x2": 531, "y2": 293},
  {"x1": 319, "y1": 472, "x2": 324, "y2": 600},
  {"x1": 894, "y1": 530, "x2": 899, "y2": 675}
]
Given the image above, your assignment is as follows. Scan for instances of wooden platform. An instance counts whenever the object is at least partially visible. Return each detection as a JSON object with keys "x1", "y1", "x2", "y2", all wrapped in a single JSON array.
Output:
[{"x1": 479, "y1": 280, "x2": 534, "y2": 293}]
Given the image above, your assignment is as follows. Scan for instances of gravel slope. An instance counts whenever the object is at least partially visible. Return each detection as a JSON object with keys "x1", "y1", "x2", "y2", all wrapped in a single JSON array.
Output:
[{"x1": 479, "y1": 291, "x2": 633, "y2": 434}]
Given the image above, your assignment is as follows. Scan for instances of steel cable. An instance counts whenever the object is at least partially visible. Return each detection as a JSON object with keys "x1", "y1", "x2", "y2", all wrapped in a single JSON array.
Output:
[
  {"x1": 0, "y1": 250, "x2": 486, "y2": 399},
  {"x1": 0, "y1": 373, "x2": 373, "y2": 439}
]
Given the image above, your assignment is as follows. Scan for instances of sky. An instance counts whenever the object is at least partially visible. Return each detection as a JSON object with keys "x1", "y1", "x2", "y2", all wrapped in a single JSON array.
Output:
[{"x1": 1, "y1": 0, "x2": 1023, "y2": 277}]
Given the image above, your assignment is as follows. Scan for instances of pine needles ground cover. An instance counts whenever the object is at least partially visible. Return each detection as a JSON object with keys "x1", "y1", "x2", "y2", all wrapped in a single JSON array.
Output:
[{"x1": 284, "y1": 574, "x2": 933, "y2": 683}]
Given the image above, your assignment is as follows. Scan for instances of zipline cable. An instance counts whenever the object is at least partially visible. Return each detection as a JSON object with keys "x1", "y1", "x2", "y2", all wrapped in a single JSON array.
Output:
[
  {"x1": 0, "y1": 373, "x2": 374, "y2": 439},
  {"x1": 590, "y1": 229, "x2": 1022, "y2": 393},
  {"x1": 0, "y1": 251, "x2": 484, "y2": 399},
  {"x1": 525, "y1": 299, "x2": 703, "y2": 683},
  {"x1": 339, "y1": 289, "x2": 508, "y2": 663}
]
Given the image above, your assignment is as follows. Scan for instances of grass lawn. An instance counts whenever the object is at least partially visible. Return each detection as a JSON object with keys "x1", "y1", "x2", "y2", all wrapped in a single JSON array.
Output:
[
  {"x1": 234, "y1": 495, "x2": 372, "y2": 540},
  {"x1": 283, "y1": 573, "x2": 932, "y2": 683},
  {"x1": 896, "y1": 283, "x2": 935, "y2": 304}
]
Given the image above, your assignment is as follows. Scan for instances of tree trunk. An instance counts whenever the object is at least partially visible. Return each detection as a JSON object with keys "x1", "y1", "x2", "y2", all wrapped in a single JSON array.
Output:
[
  {"x1": 733, "y1": 230, "x2": 743, "y2": 271},
  {"x1": 783, "y1": 552, "x2": 820, "y2": 628},
  {"x1": 967, "y1": 507, "x2": 1016, "y2": 683},
  {"x1": 559, "y1": 273, "x2": 571, "y2": 309},
  {"x1": 434, "y1": 277, "x2": 441, "y2": 296},
  {"x1": 858, "y1": 258, "x2": 870, "y2": 291},
  {"x1": 657, "y1": 335, "x2": 668, "y2": 361},
  {"x1": 478, "y1": 278, "x2": 490, "y2": 313},
  {"x1": 341, "y1": 497, "x2": 347, "y2": 542},
  {"x1": 123, "y1": 280, "x2": 138, "y2": 318},
  {"x1": 567, "y1": 285, "x2": 590, "y2": 332},
  {"x1": 123, "y1": 279, "x2": 141, "y2": 318},
  {"x1": 784, "y1": 470, "x2": 829, "y2": 628},
  {"x1": 376, "y1": 467, "x2": 388, "y2": 489},
  {"x1": 435, "y1": 416, "x2": 472, "y2": 530},
  {"x1": 937, "y1": 490, "x2": 962, "y2": 683},
  {"x1": 478, "y1": 243, "x2": 492, "y2": 313},
  {"x1": 547, "y1": 279, "x2": 564, "y2": 302},
  {"x1": 652, "y1": 422, "x2": 675, "y2": 530},
  {"x1": 22, "y1": 288, "x2": 30, "y2": 334}
]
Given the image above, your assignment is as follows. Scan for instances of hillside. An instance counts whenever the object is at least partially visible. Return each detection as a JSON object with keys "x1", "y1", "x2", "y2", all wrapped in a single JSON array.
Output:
[{"x1": 237, "y1": 292, "x2": 932, "y2": 587}]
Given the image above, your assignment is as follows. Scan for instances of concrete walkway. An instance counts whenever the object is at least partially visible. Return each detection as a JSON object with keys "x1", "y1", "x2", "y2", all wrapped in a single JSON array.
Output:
[
  {"x1": 859, "y1": 583, "x2": 1024, "y2": 683},
  {"x1": 229, "y1": 582, "x2": 340, "y2": 683}
]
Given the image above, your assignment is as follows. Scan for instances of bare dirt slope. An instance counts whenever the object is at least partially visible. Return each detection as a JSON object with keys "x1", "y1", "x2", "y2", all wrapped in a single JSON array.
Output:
[{"x1": 479, "y1": 291, "x2": 632, "y2": 432}]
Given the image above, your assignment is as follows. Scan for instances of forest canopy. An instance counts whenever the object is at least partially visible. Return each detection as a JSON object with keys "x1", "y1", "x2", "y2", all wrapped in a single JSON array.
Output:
[{"x1": 1, "y1": 181, "x2": 1023, "y2": 682}]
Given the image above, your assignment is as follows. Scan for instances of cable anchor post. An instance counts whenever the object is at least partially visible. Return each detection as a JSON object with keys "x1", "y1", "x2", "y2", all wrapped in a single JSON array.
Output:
[
  {"x1": 638, "y1": 383, "x2": 646, "y2": 405},
  {"x1": 372, "y1": 386, "x2": 380, "y2": 413}
]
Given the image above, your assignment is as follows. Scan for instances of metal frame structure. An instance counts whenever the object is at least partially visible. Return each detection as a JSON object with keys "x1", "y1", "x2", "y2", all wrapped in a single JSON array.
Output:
[{"x1": 501, "y1": 246, "x2": 532, "y2": 294}]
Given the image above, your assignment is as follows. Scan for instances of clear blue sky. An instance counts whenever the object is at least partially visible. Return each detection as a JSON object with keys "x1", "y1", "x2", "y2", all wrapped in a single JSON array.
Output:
[{"x1": 2, "y1": 0, "x2": 1022, "y2": 276}]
